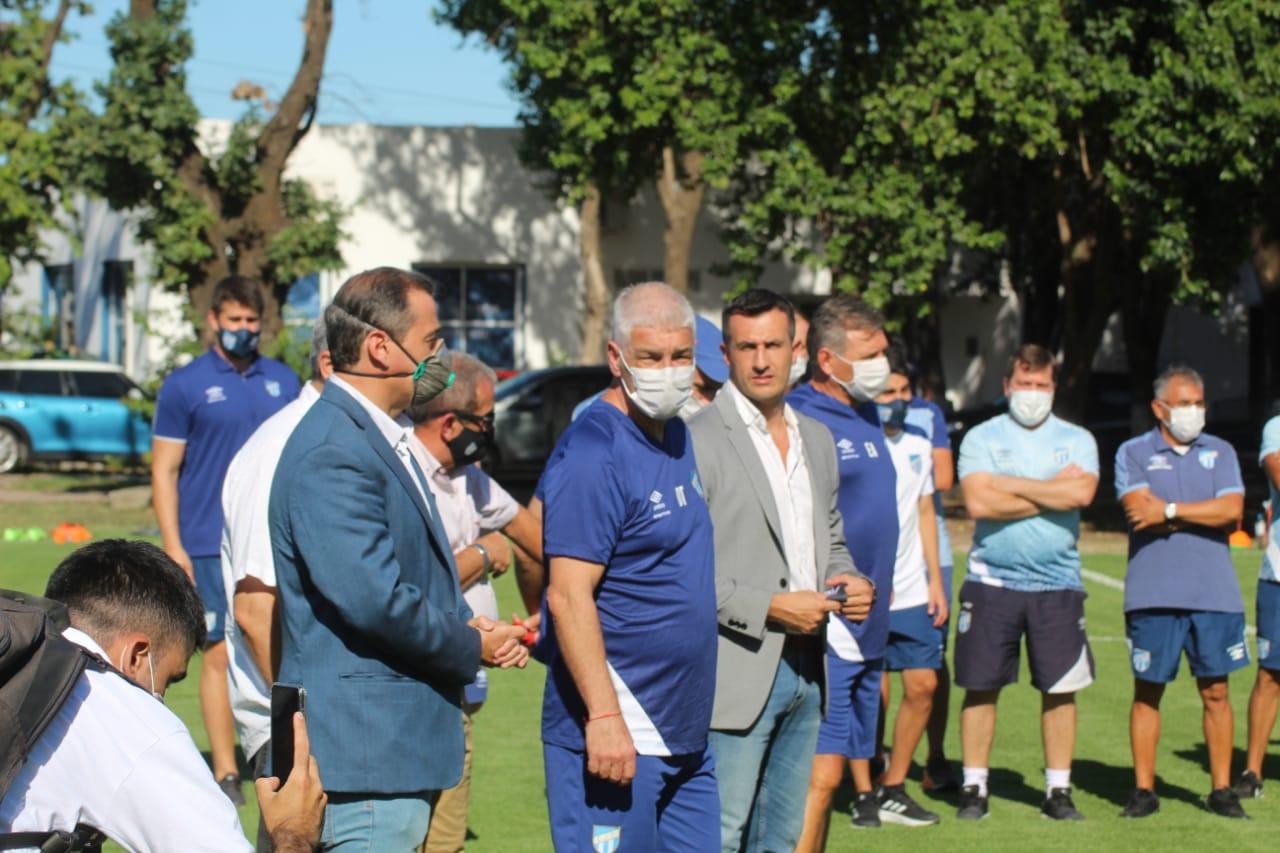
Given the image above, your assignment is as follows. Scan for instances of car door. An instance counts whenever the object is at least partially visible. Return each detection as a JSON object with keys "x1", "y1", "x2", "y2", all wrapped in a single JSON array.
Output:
[
  {"x1": 67, "y1": 371, "x2": 151, "y2": 456},
  {"x1": 13, "y1": 369, "x2": 75, "y2": 455}
]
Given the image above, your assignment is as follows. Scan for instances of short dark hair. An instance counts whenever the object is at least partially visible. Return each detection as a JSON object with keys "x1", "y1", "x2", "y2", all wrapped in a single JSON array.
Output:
[
  {"x1": 211, "y1": 275, "x2": 264, "y2": 316},
  {"x1": 1006, "y1": 343, "x2": 1057, "y2": 381},
  {"x1": 886, "y1": 342, "x2": 910, "y2": 378},
  {"x1": 721, "y1": 288, "x2": 796, "y2": 343},
  {"x1": 809, "y1": 295, "x2": 885, "y2": 363},
  {"x1": 327, "y1": 267, "x2": 437, "y2": 371},
  {"x1": 45, "y1": 539, "x2": 206, "y2": 654}
]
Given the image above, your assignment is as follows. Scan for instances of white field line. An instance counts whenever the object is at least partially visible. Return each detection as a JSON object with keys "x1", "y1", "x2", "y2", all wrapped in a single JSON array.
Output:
[{"x1": 1081, "y1": 566, "x2": 1256, "y2": 637}]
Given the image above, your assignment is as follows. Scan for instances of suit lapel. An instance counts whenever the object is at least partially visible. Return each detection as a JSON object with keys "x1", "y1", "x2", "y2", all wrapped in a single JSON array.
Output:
[{"x1": 714, "y1": 391, "x2": 785, "y2": 550}]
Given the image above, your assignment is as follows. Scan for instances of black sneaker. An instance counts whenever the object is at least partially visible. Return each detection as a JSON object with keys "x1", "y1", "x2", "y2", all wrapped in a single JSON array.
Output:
[
  {"x1": 1121, "y1": 788, "x2": 1159, "y2": 819},
  {"x1": 956, "y1": 785, "x2": 989, "y2": 820},
  {"x1": 851, "y1": 791, "x2": 882, "y2": 829},
  {"x1": 922, "y1": 756, "x2": 960, "y2": 793},
  {"x1": 877, "y1": 785, "x2": 941, "y2": 826},
  {"x1": 1206, "y1": 787, "x2": 1249, "y2": 819},
  {"x1": 1233, "y1": 770, "x2": 1263, "y2": 799},
  {"x1": 1040, "y1": 787, "x2": 1084, "y2": 821},
  {"x1": 217, "y1": 773, "x2": 246, "y2": 807}
]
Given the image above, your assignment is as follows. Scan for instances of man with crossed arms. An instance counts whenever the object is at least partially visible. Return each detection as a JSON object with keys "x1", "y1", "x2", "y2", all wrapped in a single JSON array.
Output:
[{"x1": 688, "y1": 288, "x2": 873, "y2": 852}]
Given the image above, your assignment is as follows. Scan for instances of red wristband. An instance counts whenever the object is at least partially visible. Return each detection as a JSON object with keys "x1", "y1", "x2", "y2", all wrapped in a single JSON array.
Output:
[{"x1": 586, "y1": 711, "x2": 622, "y2": 724}]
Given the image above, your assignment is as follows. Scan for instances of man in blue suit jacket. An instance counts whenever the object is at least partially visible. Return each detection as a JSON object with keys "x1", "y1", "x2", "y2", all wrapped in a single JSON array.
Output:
[{"x1": 270, "y1": 268, "x2": 528, "y2": 850}]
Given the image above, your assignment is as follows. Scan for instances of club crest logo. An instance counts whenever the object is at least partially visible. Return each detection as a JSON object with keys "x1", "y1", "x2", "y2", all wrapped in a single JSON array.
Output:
[
  {"x1": 592, "y1": 825, "x2": 621, "y2": 853},
  {"x1": 1132, "y1": 648, "x2": 1152, "y2": 673},
  {"x1": 204, "y1": 385, "x2": 226, "y2": 404},
  {"x1": 690, "y1": 470, "x2": 705, "y2": 497},
  {"x1": 1054, "y1": 447, "x2": 1069, "y2": 466},
  {"x1": 1259, "y1": 638, "x2": 1272, "y2": 661},
  {"x1": 957, "y1": 610, "x2": 972, "y2": 634},
  {"x1": 909, "y1": 454, "x2": 922, "y2": 474},
  {"x1": 1198, "y1": 449, "x2": 1219, "y2": 470},
  {"x1": 265, "y1": 379, "x2": 282, "y2": 398}
]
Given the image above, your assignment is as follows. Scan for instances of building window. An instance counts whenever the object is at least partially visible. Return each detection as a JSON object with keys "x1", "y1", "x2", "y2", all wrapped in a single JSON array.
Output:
[
  {"x1": 284, "y1": 273, "x2": 321, "y2": 325},
  {"x1": 101, "y1": 261, "x2": 130, "y2": 364},
  {"x1": 42, "y1": 264, "x2": 75, "y2": 351},
  {"x1": 412, "y1": 263, "x2": 523, "y2": 370}
]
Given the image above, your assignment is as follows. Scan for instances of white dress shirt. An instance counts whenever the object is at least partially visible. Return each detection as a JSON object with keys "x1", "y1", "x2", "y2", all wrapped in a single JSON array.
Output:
[
  {"x1": 725, "y1": 381, "x2": 818, "y2": 592},
  {"x1": 406, "y1": 438, "x2": 520, "y2": 623},
  {"x1": 0, "y1": 629, "x2": 251, "y2": 852},
  {"x1": 330, "y1": 376, "x2": 431, "y2": 511},
  {"x1": 219, "y1": 380, "x2": 321, "y2": 759}
]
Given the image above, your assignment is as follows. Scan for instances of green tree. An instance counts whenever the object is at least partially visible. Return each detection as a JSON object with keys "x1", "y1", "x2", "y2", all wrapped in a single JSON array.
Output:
[
  {"x1": 0, "y1": 0, "x2": 86, "y2": 309},
  {"x1": 74, "y1": 0, "x2": 345, "y2": 342},
  {"x1": 438, "y1": 0, "x2": 791, "y2": 360}
]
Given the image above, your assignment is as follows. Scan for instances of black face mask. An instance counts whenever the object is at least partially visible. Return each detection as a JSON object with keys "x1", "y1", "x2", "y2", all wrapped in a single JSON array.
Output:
[{"x1": 445, "y1": 412, "x2": 495, "y2": 468}]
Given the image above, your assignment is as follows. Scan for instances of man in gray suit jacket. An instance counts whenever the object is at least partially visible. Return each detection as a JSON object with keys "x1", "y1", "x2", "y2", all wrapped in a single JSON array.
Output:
[{"x1": 688, "y1": 289, "x2": 874, "y2": 853}]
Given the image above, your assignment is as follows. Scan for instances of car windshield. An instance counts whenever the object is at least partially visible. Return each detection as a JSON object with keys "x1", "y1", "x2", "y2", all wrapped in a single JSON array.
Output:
[{"x1": 495, "y1": 371, "x2": 543, "y2": 402}]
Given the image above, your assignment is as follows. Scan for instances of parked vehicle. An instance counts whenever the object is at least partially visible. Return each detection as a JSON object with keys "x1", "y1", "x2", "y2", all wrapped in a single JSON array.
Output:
[
  {"x1": 488, "y1": 365, "x2": 611, "y2": 485},
  {"x1": 0, "y1": 360, "x2": 152, "y2": 473}
]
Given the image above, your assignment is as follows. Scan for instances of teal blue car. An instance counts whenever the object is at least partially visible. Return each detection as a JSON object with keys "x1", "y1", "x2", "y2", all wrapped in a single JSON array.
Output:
[{"x1": 0, "y1": 360, "x2": 151, "y2": 473}]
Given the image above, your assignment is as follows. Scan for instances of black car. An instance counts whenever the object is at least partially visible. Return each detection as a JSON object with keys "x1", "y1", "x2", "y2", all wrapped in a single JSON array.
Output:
[{"x1": 487, "y1": 365, "x2": 612, "y2": 489}]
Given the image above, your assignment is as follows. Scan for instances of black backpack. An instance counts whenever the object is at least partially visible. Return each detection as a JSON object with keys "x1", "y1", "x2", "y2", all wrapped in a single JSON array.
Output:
[{"x1": 0, "y1": 590, "x2": 106, "y2": 853}]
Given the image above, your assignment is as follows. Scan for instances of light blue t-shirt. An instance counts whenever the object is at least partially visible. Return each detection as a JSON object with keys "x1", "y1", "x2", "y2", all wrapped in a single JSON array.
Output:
[
  {"x1": 1262, "y1": 416, "x2": 1280, "y2": 583},
  {"x1": 905, "y1": 399, "x2": 953, "y2": 567},
  {"x1": 958, "y1": 413, "x2": 1098, "y2": 591}
]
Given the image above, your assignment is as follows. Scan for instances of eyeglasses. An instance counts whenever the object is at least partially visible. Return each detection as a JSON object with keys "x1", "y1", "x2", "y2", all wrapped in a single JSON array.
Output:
[{"x1": 448, "y1": 410, "x2": 495, "y2": 432}]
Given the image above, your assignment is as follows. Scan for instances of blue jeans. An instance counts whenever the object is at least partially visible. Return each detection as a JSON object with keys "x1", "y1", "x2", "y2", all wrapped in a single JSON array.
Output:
[
  {"x1": 320, "y1": 793, "x2": 435, "y2": 852},
  {"x1": 709, "y1": 639, "x2": 822, "y2": 853}
]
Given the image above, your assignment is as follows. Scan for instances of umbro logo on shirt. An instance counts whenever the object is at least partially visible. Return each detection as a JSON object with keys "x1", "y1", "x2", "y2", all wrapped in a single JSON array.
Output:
[
  {"x1": 1147, "y1": 454, "x2": 1173, "y2": 471},
  {"x1": 836, "y1": 438, "x2": 859, "y2": 460},
  {"x1": 649, "y1": 490, "x2": 663, "y2": 505},
  {"x1": 205, "y1": 385, "x2": 226, "y2": 404}
]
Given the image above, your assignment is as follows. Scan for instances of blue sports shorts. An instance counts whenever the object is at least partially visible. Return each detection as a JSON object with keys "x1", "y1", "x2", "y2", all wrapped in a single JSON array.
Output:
[
  {"x1": 191, "y1": 555, "x2": 227, "y2": 645},
  {"x1": 885, "y1": 605, "x2": 945, "y2": 672},
  {"x1": 816, "y1": 657, "x2": 883, "y2": 759},
  {"x1": 1125, "y1": 608, "x2": 1249, "y2": 683},
  {"x1": 1255, "y1": 579, "x2": 1280, "y2": 671}
]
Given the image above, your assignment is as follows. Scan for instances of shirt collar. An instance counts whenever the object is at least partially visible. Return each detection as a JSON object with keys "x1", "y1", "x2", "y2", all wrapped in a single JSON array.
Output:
[
  {"x1": 63, "y1": 626, "x2": 111, "y2": 662},
  {"x1": 330, "y1": 375, "x2": 414, "y2": 451},
  {"x1": 725, "y1": 380, "x2": 797, "y2": 435},
  {"x1": 207, "y1": 347, "x2": 263, "y2": 376}
]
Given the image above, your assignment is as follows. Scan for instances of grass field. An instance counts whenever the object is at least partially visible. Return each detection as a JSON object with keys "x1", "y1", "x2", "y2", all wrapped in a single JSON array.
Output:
[{"x1": 5, "y1": 513, "x2": 1280, "y2": 851}]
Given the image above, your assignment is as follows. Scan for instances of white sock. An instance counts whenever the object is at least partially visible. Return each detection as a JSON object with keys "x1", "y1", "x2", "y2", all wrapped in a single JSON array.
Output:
[
  {"x1": 1046, "y1": 768, "x2": 1071, "y2": 792},
  {"x1": 963, "y1": 767, "x2": 989, "y2": 796}
]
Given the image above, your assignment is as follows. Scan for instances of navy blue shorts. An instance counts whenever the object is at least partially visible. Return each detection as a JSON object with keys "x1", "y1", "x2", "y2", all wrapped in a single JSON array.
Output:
[
  {"x1": 954, "y1": 581, "x2": 1094, "y2": 694},
  {"x1": 1125, "y1": 608, "x2": 1249, "y2": 683},
  {"x1": 1259, "y1": 580, "x2": 1280, "y2": 671},
  {"x1": 543, "y1": 743, "x2": 720, "y2": 852},
  {"x1": 816, "y1": 657, "x2": 883, "y2": 759},
  {"x1": 191, "y1": 556, "x2": 227, "y2": 644},
  {"x1": 885, "y1": 605, "x2": 945, "y2": 672}
]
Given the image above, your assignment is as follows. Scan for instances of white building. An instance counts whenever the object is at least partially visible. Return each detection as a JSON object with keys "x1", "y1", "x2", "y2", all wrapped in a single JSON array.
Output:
[{"x1": 1, "y1": 122, "x2": 1257, "y2": 415}]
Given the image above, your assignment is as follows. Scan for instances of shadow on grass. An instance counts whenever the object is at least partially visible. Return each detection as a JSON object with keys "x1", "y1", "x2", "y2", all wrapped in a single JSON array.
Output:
[{"x1": 1072, "y1": 758, "x2": 1203, "y2": 810}]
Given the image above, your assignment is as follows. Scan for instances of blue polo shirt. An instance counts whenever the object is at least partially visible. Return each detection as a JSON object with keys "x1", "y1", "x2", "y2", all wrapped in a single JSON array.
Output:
[
  {"x1": 788, "y1": 384, "x2": 898, "y2": 662},
  {"x1": 905, "y1": 398, "x2": 954, "y2": 567},
  {"x1": 1115, "y1": 428, "x2": 1245, "y2": 613},
  {"x1": 958, "y1": 413, "x2": 1098, "y2": 591},
  {"x1": 153, "y1": 349, "x2": 300, "y2": 557},
  {"x1": 1261, "y1": 416, "x2": 1280, "y2": 583},
  {"x1": 538, "y1": 400, "x2": 717, "y2": 756}
]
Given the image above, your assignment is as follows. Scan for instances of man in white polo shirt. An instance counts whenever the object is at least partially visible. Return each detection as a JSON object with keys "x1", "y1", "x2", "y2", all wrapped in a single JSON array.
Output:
[
  {"x1": 408, "y1": 351, "x2": 544, "y2": 853},
  {"x1": 220, "y1": 319, "x2": 331, "y2": 850}
]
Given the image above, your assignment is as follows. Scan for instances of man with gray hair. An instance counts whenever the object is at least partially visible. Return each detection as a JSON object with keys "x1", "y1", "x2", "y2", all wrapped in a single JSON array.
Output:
[
  {"x1": 1115, "y1": 365, "x2": 1249, "y2": 819},
  {"x1": 219, "y1": 318, "x2": 332, "y2": 849},
  {"x1": 538, "y1": 281, "x2": 720, "y2": 850},
  {"x1": 407, "y1": 351, "x2": 545, "y2": 853}
]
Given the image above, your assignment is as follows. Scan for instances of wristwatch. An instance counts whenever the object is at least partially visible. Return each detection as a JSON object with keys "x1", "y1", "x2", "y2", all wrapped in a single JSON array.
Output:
[
  {"x1": 473, "y1": 541, "x2": 493, "y2": 573},
  {"x1": 1164, "y1": 502, "x2": 1178, "y2": 521}
]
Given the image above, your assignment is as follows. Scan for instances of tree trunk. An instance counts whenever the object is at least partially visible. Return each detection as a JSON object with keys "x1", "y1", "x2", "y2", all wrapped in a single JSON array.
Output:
[
  {"x1": 1056, "y1": 227, "x2": 1118, "y2": 422},
  {"x1": 579, "y1": 186, "x2": 610, "y2": 363},
  {"x1": 1121, "y1": 272, "x2": 1171, "y2": 434},
  {"x1": 655, "y1": 147, "x2": 706, "y2": 293}
]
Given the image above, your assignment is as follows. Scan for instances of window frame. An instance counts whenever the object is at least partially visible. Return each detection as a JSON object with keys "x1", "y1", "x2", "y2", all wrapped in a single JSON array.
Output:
[{"x1": 411, "y1": 262, "x2": 526, "y2": 370}]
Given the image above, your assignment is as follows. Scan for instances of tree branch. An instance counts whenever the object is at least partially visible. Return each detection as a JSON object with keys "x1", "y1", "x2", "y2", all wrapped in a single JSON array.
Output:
[
  {"x1": 18, "y1": 0, "x2": 75, "y2": 126},
  {"x1": 258, "y1": 0, "x2": 334, "y2": 181}
]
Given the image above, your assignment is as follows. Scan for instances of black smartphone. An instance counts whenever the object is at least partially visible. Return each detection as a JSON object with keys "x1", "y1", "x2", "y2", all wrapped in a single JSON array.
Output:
[
  {"x1": 270, "y1": 683, "x2": 306, "y2": 782},
  {"x1": 825, "y1": 582, "x2": 848, "y2": 603}
]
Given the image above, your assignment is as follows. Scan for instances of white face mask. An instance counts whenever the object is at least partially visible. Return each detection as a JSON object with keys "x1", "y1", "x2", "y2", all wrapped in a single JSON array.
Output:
[
  {"x1": 789, "y1": 356, "x2": 808, "y2": 386},
  {"x1": 1008, "y1": 389, "x2": 1053, "y2": 428},
  {"x1": 833, "y1": 353, "x2": 890, "y2": 402},
  {"x1": 120, "y1": 647, "x2": 163, "y2": 701},
  {"x1": 1163, "y1": 404, "x2": 1205, "y2": 445},
  {"x1": 678, "y1": 394, "x2": 708, "y2": 421},
  {"x1": 619, "y1": 353, "x2": 694, "y2": 421}
]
